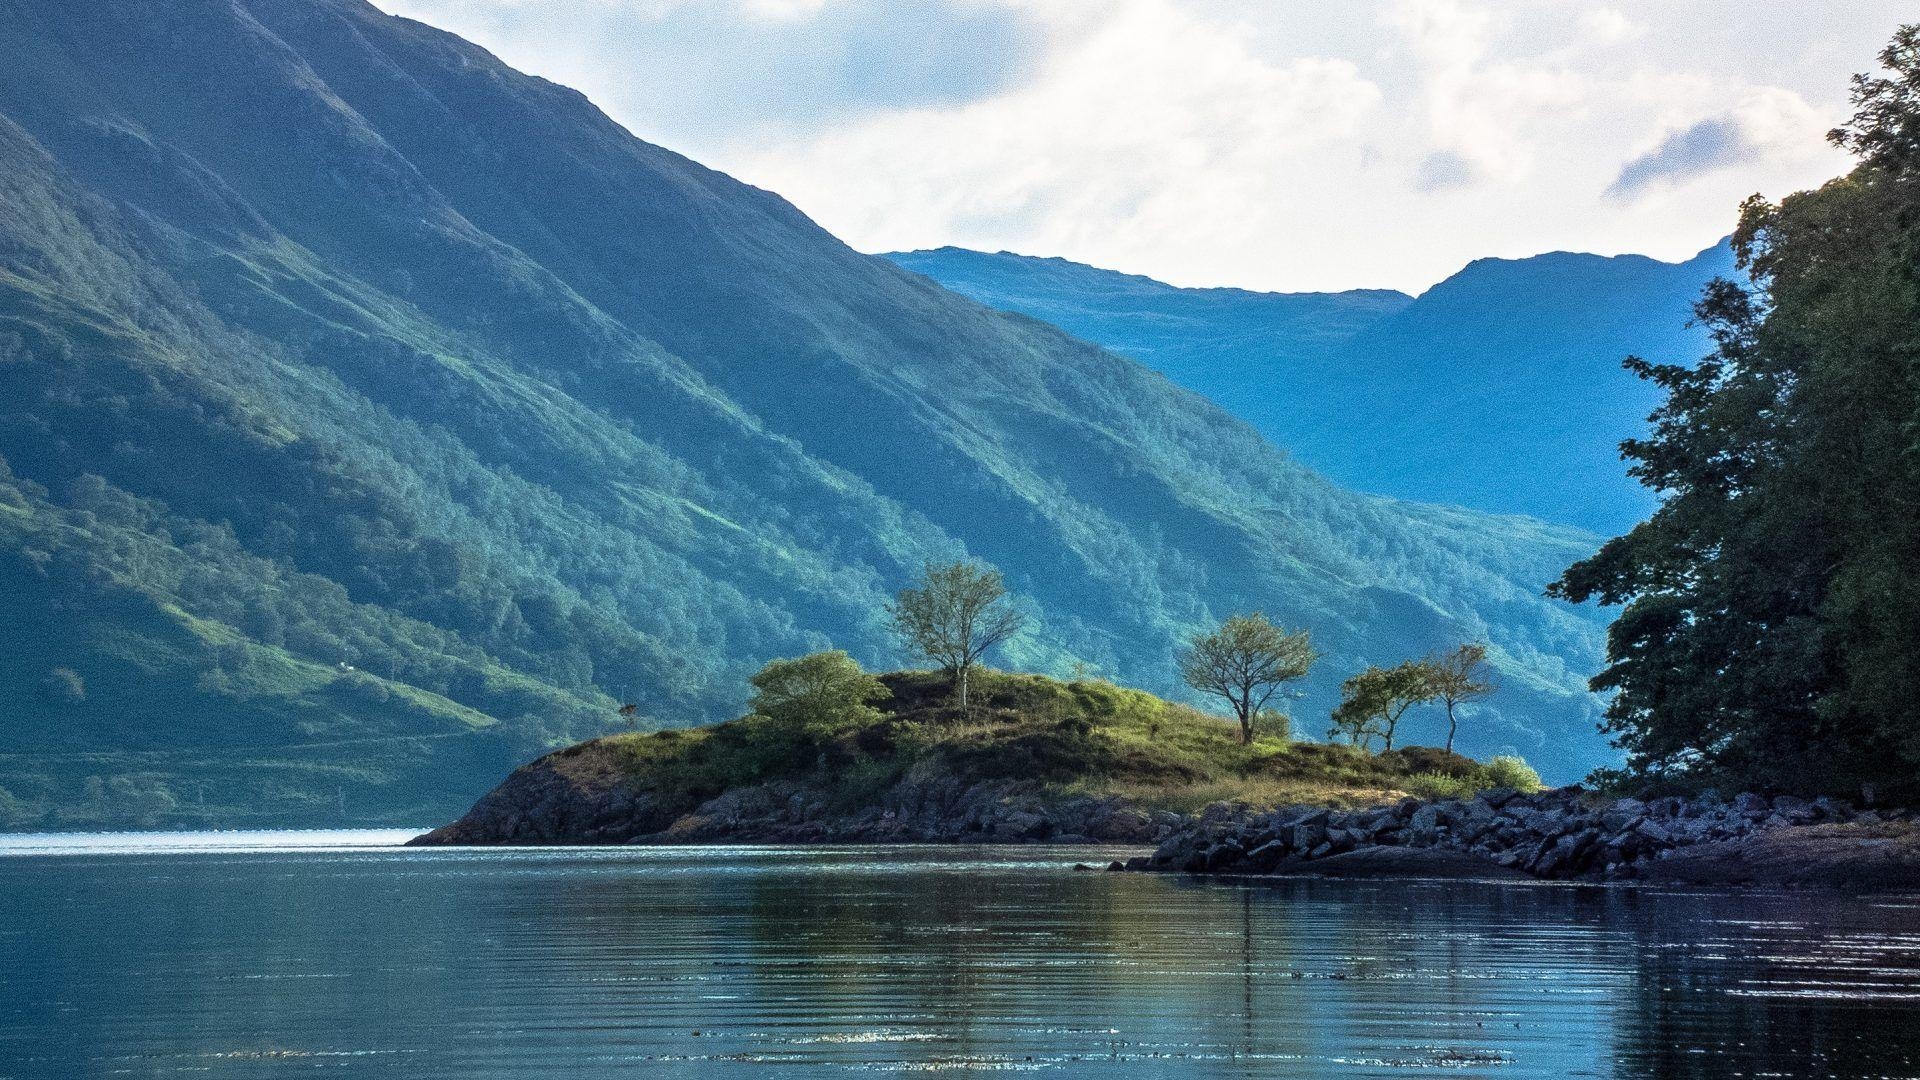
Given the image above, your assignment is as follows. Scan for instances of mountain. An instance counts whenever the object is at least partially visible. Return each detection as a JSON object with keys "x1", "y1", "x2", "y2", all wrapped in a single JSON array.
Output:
[
  {"x1": 0, "y1": 0, "x2": 1606, "y2": 829},
  {"x1": 886, "y1": 244, "x2": 1735, "y2": 534}
]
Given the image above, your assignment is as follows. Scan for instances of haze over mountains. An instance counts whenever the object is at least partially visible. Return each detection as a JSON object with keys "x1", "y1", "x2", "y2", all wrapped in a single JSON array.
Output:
[
  {"x1": 888, "y1": 244, "x2": 1733, "y2": 535},
  {"x1": 0, "y1": 0, "x2": 1608, "y2": 827}
]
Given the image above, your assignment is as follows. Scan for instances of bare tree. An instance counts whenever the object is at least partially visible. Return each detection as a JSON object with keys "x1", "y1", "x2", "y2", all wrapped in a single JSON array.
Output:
[
  {"x1": 888, "y1": 560, "x2": 1026, "y2": 713},
  {"x1": 1178, "y1": 614, "x2": 1316, "y2": 745},
  {"x1": 1426, "y1": 643, "x2": 1496, "y2": 754}
]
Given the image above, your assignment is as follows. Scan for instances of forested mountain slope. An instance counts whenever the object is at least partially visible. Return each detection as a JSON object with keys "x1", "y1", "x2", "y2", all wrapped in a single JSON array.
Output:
[
  {"x1": 888, "y1": 244, "x2": 1732, "y2": 534},
  {"x1": 0, "y1": 0, "x2": 1605, "y2": 827}
]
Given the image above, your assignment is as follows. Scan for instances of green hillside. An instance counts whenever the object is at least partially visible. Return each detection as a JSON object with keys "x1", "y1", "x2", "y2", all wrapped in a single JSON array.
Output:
[
  {"x1": 887, "y1": 244, "x2": 1731, "y2": 534},
  {"x1": 0, "y1": 0, "x2": 1605, "y2": 829}
]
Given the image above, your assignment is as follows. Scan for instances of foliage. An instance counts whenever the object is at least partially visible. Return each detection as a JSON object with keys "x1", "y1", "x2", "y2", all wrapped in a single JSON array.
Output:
[
  {"x1": 1178, "y1": 614, "x2": 1316, "y2": 745},
  {"x1": 0, "y1": 786, "x2": 36, "y2": 829},
  {"x1": 1329, "y1": 661, "x2": 1439, "y2": 752},
  {"x1": 1403, "y1": 772, "x2": 1480, "y2": 801},
  {"x1": 748, "y1": 650, "x2": 889, "y2": 737},
  {"x1": 1551, "y1": 26, "x2": 1920, "y2": 798},
  {"x1": 888, "y1": 243, "x2": 1727, "y2": 535},
  {"x1": 887, "y1": 561, "x2": 1026, "y2": 713},
  {"x1": 1424, "y1": 643, "x2": 1495, "y2": 753},
  {"x1": 1252, "y1": 708, "x2": 1292, "y2": 745},
  {"x1": 37, "y1": 667, "x2": 85, "y2": 704},
  {"x1": 605, "y1": 669, "x2": 1525, "y2": 818},
  {"x1": 1401, "y1": 754, "x2": 1544, "y2": 800},
  {"x1": 1482, "y1": 755, "x2": 1545, "y2": 793}
]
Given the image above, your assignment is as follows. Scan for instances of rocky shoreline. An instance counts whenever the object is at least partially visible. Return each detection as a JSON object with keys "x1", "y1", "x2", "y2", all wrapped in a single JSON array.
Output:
[
  {"x1": 409, "y1": 754, "x2": 1183, "y2": 846},
  {"x1": 408, "y1": 741, "x2": 1920, "y2": 892},
  {"x1": 1119, "y1": 787, "x2": 1920, "y2": 891}
]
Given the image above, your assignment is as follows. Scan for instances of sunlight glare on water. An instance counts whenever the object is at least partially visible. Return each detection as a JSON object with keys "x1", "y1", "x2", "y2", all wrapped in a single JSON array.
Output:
[{"x1": 1, "y1": 835, "x2": 1917, "y2": 1078}]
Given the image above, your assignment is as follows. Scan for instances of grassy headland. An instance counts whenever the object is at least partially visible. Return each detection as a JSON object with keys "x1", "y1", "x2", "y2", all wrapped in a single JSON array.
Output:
[
  {"x1": 611, "y1": 670, "x2": 1536, "y2": 814},
  {"x1": 429, "y1": 669, "x2": 1545, "y2": 847}
]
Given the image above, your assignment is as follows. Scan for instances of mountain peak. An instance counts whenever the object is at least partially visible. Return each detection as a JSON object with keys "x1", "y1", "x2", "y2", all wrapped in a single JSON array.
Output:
[{"x1": 892, "y1": 242, "x2": 1730, "y2": 535}]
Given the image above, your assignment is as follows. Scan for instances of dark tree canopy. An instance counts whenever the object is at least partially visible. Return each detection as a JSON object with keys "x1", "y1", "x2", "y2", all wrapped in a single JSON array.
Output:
[{"x1": 1551, "y1": 26, "x2": 1920, "y2": 798}]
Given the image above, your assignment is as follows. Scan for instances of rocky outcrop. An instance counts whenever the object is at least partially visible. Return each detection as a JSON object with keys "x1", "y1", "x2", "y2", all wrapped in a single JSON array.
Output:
[
  {"x1": 1122, "y1": 788, "x2": 1920, "y2": 888},
  {"x1": 408, "y1": 742, "x2": 678, "y2": 845},
  {"x1": 410, "y1": 751, "x2": 1183, "y2": 846}
]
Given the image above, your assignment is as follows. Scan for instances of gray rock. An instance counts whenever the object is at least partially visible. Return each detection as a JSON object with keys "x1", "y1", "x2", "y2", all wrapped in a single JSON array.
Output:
[
  {"x1": 1291, "y1": 811, "x2": 1331, "y2": 852},
  {"x1": 1408, "y1": 804, "x2": 1445, "y2": 845}
]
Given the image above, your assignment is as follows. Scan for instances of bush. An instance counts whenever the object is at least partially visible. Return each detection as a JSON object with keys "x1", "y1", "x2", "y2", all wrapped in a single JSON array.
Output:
[
  {"x1": 748, "y1": 650, "x2": 889, "y2": 736},
  {"x1": 1253, "y1": 709, "x2": 1291, "y2": 744},
  {"x1": 0, "y1": 786, "x2": 38, "y2": 829},
  {"x1": 1482, "y1": 755, "x2": 1544, "y2": 793},
  {"x1": 1399, "y1": 755, "x2": 1544, "y2": 800},
  {"x1": 1404, "y1": 772, "x2": 1479, "y2": 800}
]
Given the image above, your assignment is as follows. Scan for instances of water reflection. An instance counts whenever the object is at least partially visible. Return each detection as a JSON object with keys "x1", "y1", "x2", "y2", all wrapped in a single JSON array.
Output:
[{"x1": 0, "y1": 841, "x2": 1916, "y2": 1077}]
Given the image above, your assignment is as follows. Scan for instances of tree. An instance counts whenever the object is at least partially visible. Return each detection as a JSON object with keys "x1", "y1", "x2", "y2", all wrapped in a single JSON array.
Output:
[
  {"x1": 1327, "y1": 704, "x2": 1387, "y2": 752},
  {"x1": 888, "y1": 560, "x2": 1026, "y2": 714},
  {"x1": 1425, "y1": 644, "x2": 1495, "y2": 754},
  {"x1": 1329, "y1": 662, "x2": 1438, "y2": 753},
  {"x1": 747, "y1": 650, "x2": 890, "y2": 736},
  {"x1": 1550, "y1": 26, "x2": 1920, "y2": 797},
  {"x1": 1178, "y1": 614, "x2": 1315, "y2": 744}
]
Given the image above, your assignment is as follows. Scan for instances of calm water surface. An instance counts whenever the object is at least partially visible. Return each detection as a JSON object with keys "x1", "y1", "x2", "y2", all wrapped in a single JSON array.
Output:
[{"x1": 2, "y1": 833, "x2": 1918, "y2": 1078}]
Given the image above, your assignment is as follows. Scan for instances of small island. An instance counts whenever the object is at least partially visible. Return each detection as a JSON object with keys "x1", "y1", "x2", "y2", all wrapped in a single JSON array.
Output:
[
  {"x1": 412, "y1": 659, "x2": 1920, "y2": 892},
  {"x1": 410, "y1": 666, "x2": 1533, "y2": 847},
  {"x1": 416, "y1": 558, "x2": 1920, "y2": 892}
]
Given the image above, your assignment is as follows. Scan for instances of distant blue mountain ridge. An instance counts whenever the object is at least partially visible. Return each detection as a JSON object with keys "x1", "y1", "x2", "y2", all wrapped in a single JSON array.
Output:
[{"x1": 886, "y1": 243, "x2": 1736, "y2": 535}]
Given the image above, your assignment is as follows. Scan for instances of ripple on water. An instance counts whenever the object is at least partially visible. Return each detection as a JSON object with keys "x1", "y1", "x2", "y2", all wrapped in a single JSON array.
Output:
[{"x1": 1, "y1": 838, "x2": 1918, "y2": 1078}]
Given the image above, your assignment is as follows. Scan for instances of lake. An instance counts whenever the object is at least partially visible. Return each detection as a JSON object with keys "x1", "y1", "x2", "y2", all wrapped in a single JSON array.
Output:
[{"x1": 2, "y1": 833, "x2": 1917, "y2": 1078}]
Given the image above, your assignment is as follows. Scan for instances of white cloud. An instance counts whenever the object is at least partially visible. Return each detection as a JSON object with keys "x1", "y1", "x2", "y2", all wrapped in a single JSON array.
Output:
[
  {"x1": 376, "y1": 0, "x2": 1898, "y2": 292},
  {"x1": 737, "y1": 0, "x2": 831, "y2": 21},
  {"x1": 1579, "y1": 8, "x2": 1644, "y2": 44},
  {"x1": 731, "y1": 0, "x2": 1383, "y2": 283}
]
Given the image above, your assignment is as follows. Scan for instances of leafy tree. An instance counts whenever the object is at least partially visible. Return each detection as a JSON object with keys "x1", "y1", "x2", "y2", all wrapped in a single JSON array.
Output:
[
  {"x1": 1425, "y1": 643, "x2": 1495, "y2": 754},
  {"x1": 1178, "y1": 614, "x2": 1315, "y2": 744},
  {"x1": 888, "y1": 561, "x2": 1026, "y2": 714},
  {"x1": 1329, "y1": 662, "x2": 1438, "y2": 753},
  {"x1": 1327, "y1": 704, "x2": 1387, "y2": 752},
  {"x1": 747, "y1": 650, "x2": 890, "y2": 736},
  {"x1": 1551, "y1": 26, "x2": 1920, "y2": 797}
]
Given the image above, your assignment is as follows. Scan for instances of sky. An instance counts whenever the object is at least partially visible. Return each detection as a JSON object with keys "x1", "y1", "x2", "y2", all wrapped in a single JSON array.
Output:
[{"x1": 373, "y1": 0, "x2": 1905, "y2": 294}]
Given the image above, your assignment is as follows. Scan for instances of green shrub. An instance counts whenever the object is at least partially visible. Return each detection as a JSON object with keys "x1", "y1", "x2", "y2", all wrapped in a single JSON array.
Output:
[
  {"x1": 0, "y1": 786, "x2": 39, "y2": 830},
  {"x1": 1482, "y1": 755, "x2": 1544, "y2": 793},
  {"x1": 1404, "y1": 771, "x2": 1478, "y2": 800},
  {"x1": 748, "y1": 650, "x2": 889, "y2": 736},
  {"x1": 1253, "y1": 708, "x2": 1291, "y2": 745}
]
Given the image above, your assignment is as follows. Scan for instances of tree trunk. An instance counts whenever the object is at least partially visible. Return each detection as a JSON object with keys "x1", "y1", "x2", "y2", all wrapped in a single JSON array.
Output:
[
  {"x1": 1239, "y1": 712, "x2": 1253, "y2": 745},
  {"x1": 1445, "y1": 703, "x2": 1457, "y2": 754},
  {"x1": 957, "y1": 664, "x2": 970, "y2": 716}
]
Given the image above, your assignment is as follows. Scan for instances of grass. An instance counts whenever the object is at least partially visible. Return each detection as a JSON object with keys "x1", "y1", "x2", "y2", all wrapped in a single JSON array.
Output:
[{"x1": 575, "y1": 669, "x2": 1541, "y2": 818}]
